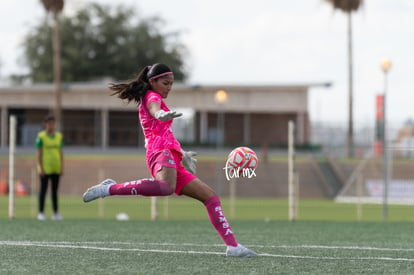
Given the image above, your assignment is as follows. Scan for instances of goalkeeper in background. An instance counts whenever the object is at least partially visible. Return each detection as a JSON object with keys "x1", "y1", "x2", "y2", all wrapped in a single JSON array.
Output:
[
  {"x1": 36, "y1": 115, "x2": 64, "y2": 221},
  {"x1": 82, "y1": 63, "x2": 257, "y2": 257}
]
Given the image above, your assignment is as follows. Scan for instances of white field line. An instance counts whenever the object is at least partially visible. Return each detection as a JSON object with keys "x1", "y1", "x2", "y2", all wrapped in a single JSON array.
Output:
[
  {"x1": 0, "y1": 241, "x2": 224, "y2": 255},
  {"x1": 5, "y1": 241, "x2": 414, "y2": 252},
  {"x1": 253, "y1": 244, "x2": 414, "y2": 252},
  {"x1": 1, "y1": 241, "x2": 414, "y2": 262}
]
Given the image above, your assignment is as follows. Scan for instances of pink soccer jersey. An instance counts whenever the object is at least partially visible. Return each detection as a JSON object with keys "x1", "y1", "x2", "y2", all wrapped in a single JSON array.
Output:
[{"x1": 138, "y1": 90, "x2": 181, "y2": 155}]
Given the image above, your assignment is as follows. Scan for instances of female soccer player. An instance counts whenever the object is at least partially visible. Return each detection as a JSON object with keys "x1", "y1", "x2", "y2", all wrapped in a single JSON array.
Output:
[{"x1": 83, "y1": 63, "x2": 256, "y2": 257}]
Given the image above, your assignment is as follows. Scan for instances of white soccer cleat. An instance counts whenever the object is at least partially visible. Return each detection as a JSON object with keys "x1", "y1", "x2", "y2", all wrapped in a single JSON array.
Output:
[
  {"x1": 83, "y1": 178, "x2": 117, "y2": 202},
  {"x1": 226, "y1": 244, "x2": 257, "y2": 257},
  {"x1": 37, "y1": 213, "x2": 46, "y2": 221},
  {"x1": 52, "y1": 213, "x2": 63, "y2": 220}
]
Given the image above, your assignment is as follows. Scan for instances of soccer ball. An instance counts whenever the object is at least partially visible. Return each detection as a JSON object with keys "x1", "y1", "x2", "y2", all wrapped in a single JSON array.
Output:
[{"x1": 226, "y1": 146, "x2": 258, "y2": 173}]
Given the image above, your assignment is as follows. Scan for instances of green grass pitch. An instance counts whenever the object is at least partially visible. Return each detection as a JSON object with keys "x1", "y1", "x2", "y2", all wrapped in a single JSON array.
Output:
[
  {"x1": 1, "y1": 220, "x2": 414, "y2": 274},
  {"x1": 1, "y1": 197, "x2": 414, "y2": 274}
]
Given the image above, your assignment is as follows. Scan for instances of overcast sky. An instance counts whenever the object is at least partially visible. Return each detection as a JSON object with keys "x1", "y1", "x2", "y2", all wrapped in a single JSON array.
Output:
[{"x1": 1, "y1": 0, "x2": 413, "y2": 127}]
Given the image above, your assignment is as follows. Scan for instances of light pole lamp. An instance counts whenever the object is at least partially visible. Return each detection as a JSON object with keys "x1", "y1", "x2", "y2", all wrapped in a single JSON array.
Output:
[
  {"x1": 214, "y1": 90, "x2": 228, "y2": 104},
  {"x1": 381, "y1": 59, "x2": 392, "y2": 74},
  {"x1": 380, "y1": 58, "x2": 391, "y2": 221}
]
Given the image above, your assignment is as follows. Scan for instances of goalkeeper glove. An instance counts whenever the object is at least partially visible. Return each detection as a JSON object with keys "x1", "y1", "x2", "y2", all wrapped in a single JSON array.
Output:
[
  {"x1": 181, "y1": 149, "x2": 197, "y2": 174},
  {"x1": 155, "y1": 110, "x2": 182, "y2": 121}
]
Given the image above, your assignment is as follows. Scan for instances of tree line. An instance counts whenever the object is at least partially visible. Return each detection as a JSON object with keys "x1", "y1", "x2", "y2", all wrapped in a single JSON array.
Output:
[{"x1": 10, "y1": 2, "x2": 188, "y2": 83}]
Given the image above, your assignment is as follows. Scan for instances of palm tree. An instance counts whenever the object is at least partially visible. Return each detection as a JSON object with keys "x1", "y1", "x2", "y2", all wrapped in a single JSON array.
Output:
[
  {"x1": 324, "y1": 0, "x2": 363, "y2": 158},
  {"x1": 40, "y1": 0, "x2": 64, "y2": 130}
]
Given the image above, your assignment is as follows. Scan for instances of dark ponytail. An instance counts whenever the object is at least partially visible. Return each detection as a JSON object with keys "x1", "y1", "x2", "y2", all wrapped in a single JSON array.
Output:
[
  {"x1": 109, "y1": 66, "x2": 151, "y2": 104},
  {"x1": 109, "y1": 63, "x2": 173, "y2": 104}
]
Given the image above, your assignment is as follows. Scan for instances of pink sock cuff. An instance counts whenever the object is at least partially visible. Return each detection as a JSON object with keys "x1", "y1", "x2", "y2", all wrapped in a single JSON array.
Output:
[
  {"x1": 157, "y1": 180, "x2": 174, "y2": 196},
  {"x1": 203, "y1": 194, "x2": 219, "y2": 207}
]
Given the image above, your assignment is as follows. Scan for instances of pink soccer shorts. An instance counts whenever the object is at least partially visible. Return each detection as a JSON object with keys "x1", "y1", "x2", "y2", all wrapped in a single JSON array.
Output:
[{"x1": 146, "y1": 149, "x2": 196, "y2": 195}]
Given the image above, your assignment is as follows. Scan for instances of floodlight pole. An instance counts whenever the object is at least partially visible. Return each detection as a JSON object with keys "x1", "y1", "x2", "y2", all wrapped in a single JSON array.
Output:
[
  {"x1": 381, "y1": 59, "x2": 391, "y2": 222},
  {"x1": 214, "y1": 90, "x2": 228, "y2": 196}
]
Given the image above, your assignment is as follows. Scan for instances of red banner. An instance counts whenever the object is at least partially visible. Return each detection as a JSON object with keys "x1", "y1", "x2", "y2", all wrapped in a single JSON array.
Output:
[{"x1": 376, "y1": 94, "x2": 384, "y2": 120}]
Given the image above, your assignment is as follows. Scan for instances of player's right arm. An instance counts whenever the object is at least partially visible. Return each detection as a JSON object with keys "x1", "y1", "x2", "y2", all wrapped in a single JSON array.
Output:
[
  {"x1": 35, "y1": 135, "x2": 44, "y2": 176},
  {"x1": 148, "y1": 101, "x2": 182, "y2": 121},
  {"x1": 148, "y1": 101, "x2": 162, "y2": 118},
  {"x1": 37, "y1": 148, "x2": 44, "y2": 176}
]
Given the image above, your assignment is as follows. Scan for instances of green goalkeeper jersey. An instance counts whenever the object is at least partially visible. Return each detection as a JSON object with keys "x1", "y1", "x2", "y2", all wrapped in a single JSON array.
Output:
[{"x1": 35, "y1": 130, "x2": 63, "y2": 174}]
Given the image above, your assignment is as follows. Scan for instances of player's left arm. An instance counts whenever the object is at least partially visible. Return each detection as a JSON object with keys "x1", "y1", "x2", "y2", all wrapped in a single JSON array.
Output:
[
  {"x1": 181, "y1": 149, "x2": 197, "y2": 174},
  {"x1": 60, "y1": 148, "x2": 64, "y2": 176}
]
